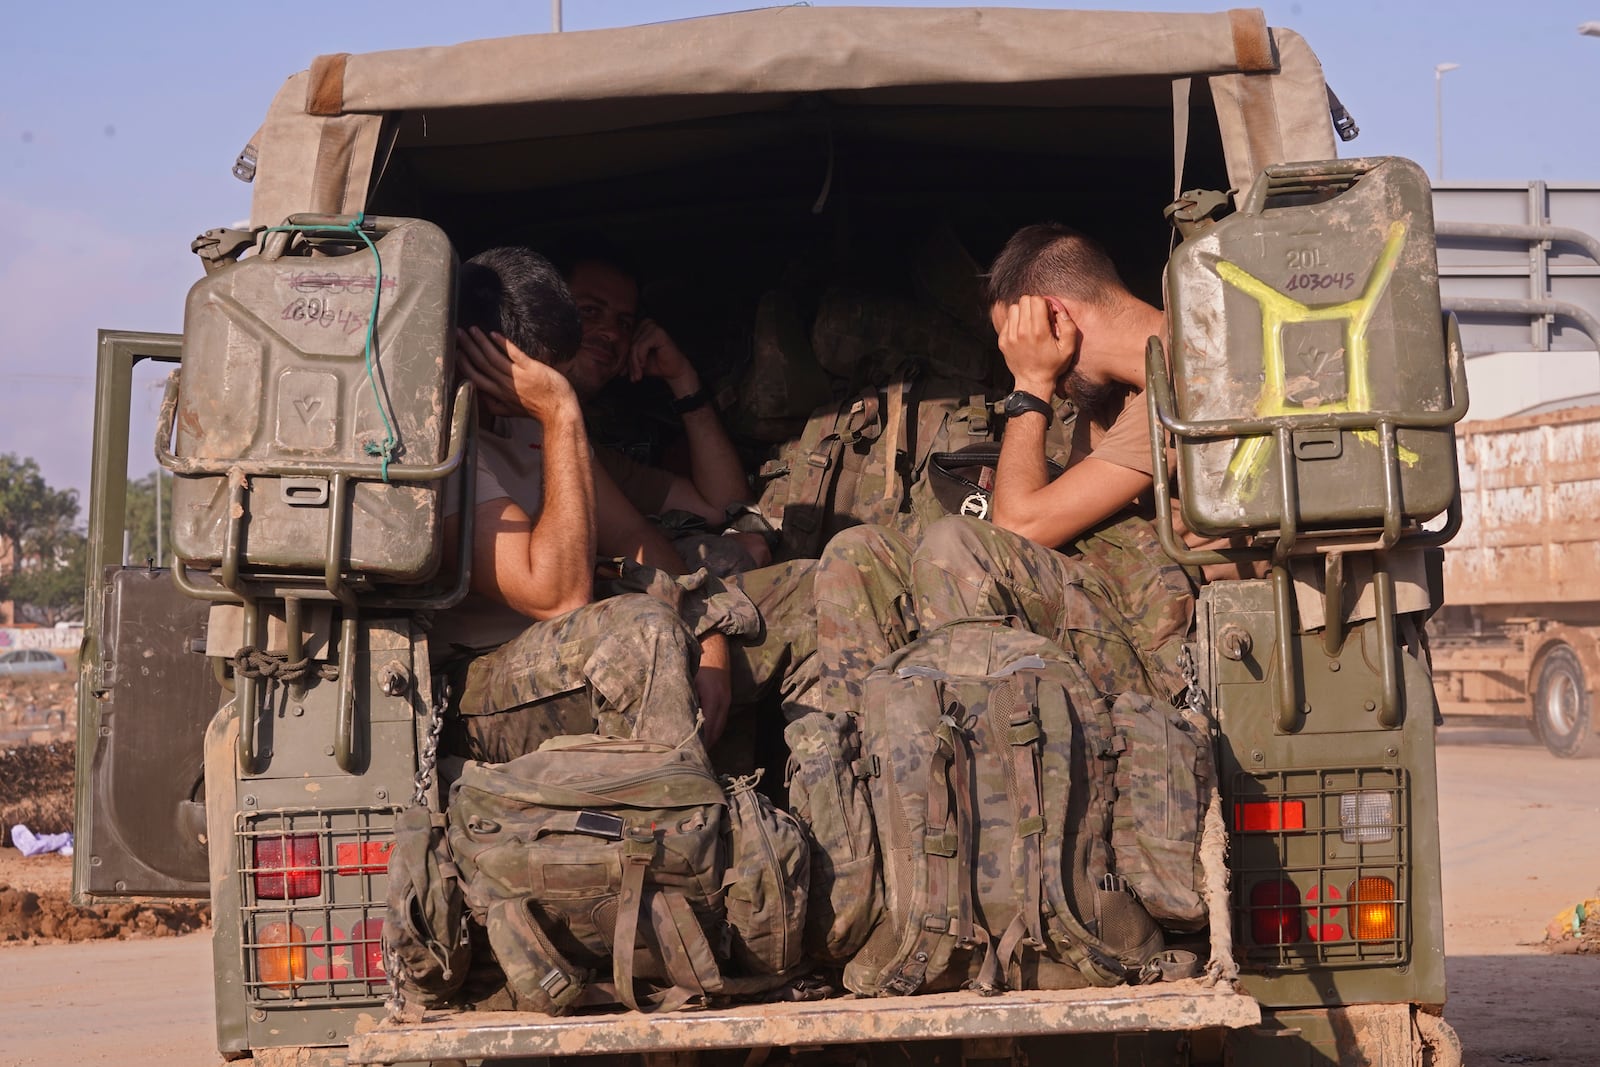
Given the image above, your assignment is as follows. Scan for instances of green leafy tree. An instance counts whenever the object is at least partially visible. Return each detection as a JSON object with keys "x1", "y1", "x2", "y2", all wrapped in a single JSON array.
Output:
[
  {"x1": 0, "y1": 453, "x2": 85, "y2": 623},
  {"x1": 8, "y1": 532, "x2": 86, "y2": 624},
  {"x1": 124, "y1": 470, "x2": 174, "y2": 567}
]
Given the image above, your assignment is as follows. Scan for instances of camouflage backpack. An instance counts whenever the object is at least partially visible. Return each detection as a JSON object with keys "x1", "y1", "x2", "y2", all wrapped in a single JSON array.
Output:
[
  {"x1": 843, "y1": 619, "x2": 1207, "y2": 997},
  {"x1": 445, "y1": 734, "x2": 809, "y2": 1014},
  {"x1": 783, "y1": 710, "x2": 884, "y2": 965},
  {"x1": 754, "y1": 371, "x2": 998, "y2": 561}
]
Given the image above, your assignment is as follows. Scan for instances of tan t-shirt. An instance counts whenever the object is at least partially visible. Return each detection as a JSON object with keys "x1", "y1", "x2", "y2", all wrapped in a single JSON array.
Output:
[
  {"x1": 1070, "y1": 385, "x2": 1155, "y2": 476},
  {"x1": 433, "y1": 418, "x2": 551, "y2": 655}
]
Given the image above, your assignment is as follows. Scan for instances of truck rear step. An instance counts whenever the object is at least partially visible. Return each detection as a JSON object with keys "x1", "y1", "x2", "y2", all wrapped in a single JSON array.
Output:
[{"x1": 346, "y1": 982, "x2": 1260, "y2": 1063}]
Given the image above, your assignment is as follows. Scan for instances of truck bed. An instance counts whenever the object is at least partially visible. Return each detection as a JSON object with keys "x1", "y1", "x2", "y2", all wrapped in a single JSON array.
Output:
[
  {"x1": 1448, "y1": 403, "x2": 1600, "y2": 606},
  {"x1": 346, "y1": 982, "x2": 1260, "y2": 1063}
]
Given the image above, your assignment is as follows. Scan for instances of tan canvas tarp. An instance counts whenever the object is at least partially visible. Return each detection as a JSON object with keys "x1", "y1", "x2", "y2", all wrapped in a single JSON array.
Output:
[{"x1": 250, "y1": 5, "x2": 1337, "y2": 226}]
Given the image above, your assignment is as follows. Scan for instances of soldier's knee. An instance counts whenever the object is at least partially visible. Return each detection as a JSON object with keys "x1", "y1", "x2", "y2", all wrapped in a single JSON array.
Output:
[
  {"x1": 600, "y1": 595, "x2": 695, "y2": 648},
  {"x1": 820, "y1": 525, "x2": 898, "y2": 569},
  {"x1": 917, "y1": 515, "x2": 996, "y2": 570}
]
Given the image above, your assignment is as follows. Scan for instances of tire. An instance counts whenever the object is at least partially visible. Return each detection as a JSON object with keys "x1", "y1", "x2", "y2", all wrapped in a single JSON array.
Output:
[{"x1": 1532, "y1": 644, "x2": 1600, "y2": 758}]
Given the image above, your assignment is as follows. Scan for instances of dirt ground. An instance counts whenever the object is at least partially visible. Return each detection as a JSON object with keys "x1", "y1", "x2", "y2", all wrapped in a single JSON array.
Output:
[{"x1": 1, "y1": 674, "x2": 210, "y2": 944}]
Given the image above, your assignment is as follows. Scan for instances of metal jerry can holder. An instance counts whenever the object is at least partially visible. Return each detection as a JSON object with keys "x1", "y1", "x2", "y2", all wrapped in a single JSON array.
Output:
[
  {"x1": 157, "y1": 214, "x2": 477, "y2": 775},
  {"x1": 1150, "y1": 159, "x2": 1471, "y2": 734}
]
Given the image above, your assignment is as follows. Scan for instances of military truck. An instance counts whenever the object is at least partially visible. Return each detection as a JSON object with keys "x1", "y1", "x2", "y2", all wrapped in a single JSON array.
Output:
[{"x1": 73, "y1": 8, "x2": 1466, "y2": 1065}]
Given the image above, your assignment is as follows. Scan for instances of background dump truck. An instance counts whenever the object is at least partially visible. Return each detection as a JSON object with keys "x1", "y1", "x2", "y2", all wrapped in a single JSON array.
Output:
[
  {"x1": 1427, "y1": 181, "x2": 1600, "y2": 757},
  {"x1": 73, "y1": 8, "x2": 1465, "y2": 1066}
]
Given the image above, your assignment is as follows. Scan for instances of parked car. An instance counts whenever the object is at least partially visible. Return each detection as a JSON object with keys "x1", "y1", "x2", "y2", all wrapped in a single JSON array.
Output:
[{"x1": 0, "y1": 649, "x2": 68, "y2": 675}]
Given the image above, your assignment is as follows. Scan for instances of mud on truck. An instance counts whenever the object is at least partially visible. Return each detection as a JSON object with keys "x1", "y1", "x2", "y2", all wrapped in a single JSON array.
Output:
[{"x1": 73, "y1": 8, "x2": 1468, "y2": 1066}]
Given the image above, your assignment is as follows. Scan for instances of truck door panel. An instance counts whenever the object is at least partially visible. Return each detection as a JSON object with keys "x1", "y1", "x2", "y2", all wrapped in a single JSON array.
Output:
[{"x1": 79, "y1": 565, "x2": 219, "y2": 897}]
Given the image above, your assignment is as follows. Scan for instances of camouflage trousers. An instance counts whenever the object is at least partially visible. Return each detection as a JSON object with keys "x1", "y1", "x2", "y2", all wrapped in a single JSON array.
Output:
[
  {"x1": 814, "y1": 514, "x2": 1195, "y2": 717},
  {"x1": 448, "y1": 560, "x2": 819, "y2": 764}
]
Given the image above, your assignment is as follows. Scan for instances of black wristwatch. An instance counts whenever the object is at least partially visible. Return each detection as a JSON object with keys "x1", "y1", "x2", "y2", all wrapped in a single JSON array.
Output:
[
  {"x1": 670, "y1": 385, "x2": 714, "y2": 415},
  {"x1": 1001, "y1": 389, "x2": 1054, "y2": 426}
]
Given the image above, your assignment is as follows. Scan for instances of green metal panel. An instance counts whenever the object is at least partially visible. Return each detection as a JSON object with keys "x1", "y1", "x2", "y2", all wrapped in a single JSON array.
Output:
[
  {"x1": 72, "y1": 331, "x2": 188, "y2": 904},
  {"x1": 1199, "y1": 581, "x2": 1448, "y2": 1012}
]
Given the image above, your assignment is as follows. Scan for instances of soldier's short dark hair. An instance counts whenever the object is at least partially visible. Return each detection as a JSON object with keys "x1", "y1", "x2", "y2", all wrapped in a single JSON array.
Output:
[
  {"x1": 985, "y1": 223, "x2": 1125, "y2": 308},
  {"x1": 458, "y1": 247, "x2": 582, "y2": 365}
]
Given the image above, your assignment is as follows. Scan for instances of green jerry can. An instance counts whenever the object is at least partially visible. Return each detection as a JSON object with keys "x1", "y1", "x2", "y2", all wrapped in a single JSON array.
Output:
[
  {"x1": 169, "y1": 216, "x2": 457, "y2": 582},
  {"x1": 1165, "y1": 157, "x2": 1457, "y2": 537}
]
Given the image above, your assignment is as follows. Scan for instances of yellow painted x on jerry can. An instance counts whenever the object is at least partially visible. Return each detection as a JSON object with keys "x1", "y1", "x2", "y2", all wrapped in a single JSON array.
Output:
[{"x1": 1165, "y1": 157, "x2": 1456, "y2": 537}]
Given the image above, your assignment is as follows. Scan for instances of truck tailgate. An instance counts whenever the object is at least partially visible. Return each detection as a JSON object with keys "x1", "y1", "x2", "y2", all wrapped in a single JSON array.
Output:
[{"x1": 346, "y1": 981, "x2": 1260, "y2": 1062}]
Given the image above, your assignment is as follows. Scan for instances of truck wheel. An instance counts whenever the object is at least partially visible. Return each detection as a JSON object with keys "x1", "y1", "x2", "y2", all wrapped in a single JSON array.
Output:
[{"x1": 1532, "y1": 645, "x2": 1599, "y2": 758}]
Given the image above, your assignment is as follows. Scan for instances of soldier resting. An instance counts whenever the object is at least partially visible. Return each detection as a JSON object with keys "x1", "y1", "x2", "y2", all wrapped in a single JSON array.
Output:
[
  {"x1": 813, "y1": 224, "x2": 1197, "y2": 717},
  {"x1": 562, "y1": 253, "x2": 774, "y2": 577},
  {"x1": 434, "y1": 248, "x2": 817, "y2": 761}
]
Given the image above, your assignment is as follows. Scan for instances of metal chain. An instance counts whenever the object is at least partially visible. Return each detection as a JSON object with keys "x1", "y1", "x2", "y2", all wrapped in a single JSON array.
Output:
[
  {"x1": 1178, "y1": 644, "x2": 1211, "y2": 720},
  {"x1": 382, "y1": 939, "x2": 408, "y2": 1021},
  {"x1": 383, "y1": 680, "x2": 450, "y2": 1023},
  {"x1": 413, "y1": 679, "x2": 448, "y2": 808}
]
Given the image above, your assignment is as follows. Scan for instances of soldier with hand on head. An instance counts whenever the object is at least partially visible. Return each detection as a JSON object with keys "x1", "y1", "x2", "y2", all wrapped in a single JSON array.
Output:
[
  {"x1": 432, "y1": 248, "x2": 749, "y2": 760},
  {"x1": 436, "y1": 248, "x2": 818, "y2": 757},
  {"x1": 811, "y1": 224, "x2": 1197, "y2": 720},
  {"x1": 563, "y1": 256, "x2": 774, "y2": 576}
]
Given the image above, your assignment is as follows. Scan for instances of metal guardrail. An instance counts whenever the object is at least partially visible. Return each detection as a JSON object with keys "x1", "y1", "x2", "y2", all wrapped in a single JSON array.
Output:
[{"x1": 1434, "y1": 182, "x2": 1600, "y2": 355}]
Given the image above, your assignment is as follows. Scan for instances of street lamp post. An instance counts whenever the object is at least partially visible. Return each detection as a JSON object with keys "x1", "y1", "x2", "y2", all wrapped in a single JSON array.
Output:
[{"x1": 1434, "y1": 62, "x2": 1460, "y2": 181}]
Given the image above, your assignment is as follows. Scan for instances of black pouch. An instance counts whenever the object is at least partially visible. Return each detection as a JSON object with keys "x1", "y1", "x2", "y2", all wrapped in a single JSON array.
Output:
[{"x1": 927, "y1": 444, "x2": 1065, "y2": 521}]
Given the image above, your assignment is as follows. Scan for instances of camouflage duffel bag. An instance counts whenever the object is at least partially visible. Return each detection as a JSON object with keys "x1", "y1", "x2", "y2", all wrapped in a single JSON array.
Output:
[
  {"x1": 445, "y1": 734, "x2": 808, "y2": 1014},
  {"x1": 843, "y1": 619, "x2": 1169, "y2": 997},
  {"x1": 1106, "y1": 692, "x2": 1217, "y2": 931}
]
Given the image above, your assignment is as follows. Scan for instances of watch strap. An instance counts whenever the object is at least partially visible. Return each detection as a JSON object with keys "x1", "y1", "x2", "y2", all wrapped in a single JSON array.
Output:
[{"x1": 670, "y1": 385, "x2": 713, "y2": 415}]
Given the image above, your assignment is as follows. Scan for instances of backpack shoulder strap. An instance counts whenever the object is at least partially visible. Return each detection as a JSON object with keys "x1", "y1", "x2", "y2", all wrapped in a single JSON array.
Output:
[{"x1": 612, "y1": 831, "x2": 728, "y2": 1013}]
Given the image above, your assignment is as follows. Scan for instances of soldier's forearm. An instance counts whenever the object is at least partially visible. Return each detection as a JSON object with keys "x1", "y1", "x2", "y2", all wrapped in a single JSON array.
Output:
[
  {"x1": 526, "y1": 413, "x2": 598, "y2": 612},
  {"x1": 681, "y1": 407, "x2": 753, "y2": 509}
]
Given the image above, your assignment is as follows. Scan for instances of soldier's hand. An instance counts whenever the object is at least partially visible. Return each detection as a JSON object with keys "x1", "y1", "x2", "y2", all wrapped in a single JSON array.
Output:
[
  {"x1": 629, "y1": 319, "x2": 697, "y2": 393},
  {"x1": 457, "y1": 326, "x2": 578, "y2": 423},
  {"x1": 725, "y1": 531, "x2": 772, "y2": 569},
  {"x1": 995, "y1": 295, "x2": 1079, "y2": 397},
  {"x1": 695, "y1": 631, "x2": 733, "y2": 746}
]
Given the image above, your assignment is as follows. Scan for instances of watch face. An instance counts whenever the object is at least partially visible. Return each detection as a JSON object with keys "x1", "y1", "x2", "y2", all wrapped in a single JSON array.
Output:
[{"x1": 1004, "y1": 390, "x2": 1051, "y2": 420}]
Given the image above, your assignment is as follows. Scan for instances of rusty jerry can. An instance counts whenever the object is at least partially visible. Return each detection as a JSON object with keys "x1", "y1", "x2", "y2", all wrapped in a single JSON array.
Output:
[
  {"x1": 1165, "y1": 157, "x2": 1457, "y2": 536},
  {"x1": 169, "y1": 216, "x2": 456, "y2": 582}
]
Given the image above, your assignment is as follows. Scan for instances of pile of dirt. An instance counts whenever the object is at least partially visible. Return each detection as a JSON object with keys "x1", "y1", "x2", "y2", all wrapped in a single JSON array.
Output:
[
  {"x1": 0, "y1": 673, "x2": 76, "y2": 737},
  {"x1": 1544, "y1": 896, "x2": 1600, "y2": 955},
  {"x1": 0, "y1": 740, "x2": 75, "y2": 836},
  {"x1": 0, "y1": 884, "x2": 209, "y2": 943},
  {"x1": 0, "y1": 737, "x2": 213, "y2": 945}
]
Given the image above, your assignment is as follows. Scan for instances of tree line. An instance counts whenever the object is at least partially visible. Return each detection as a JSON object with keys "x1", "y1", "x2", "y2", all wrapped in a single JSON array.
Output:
[{"x1": 0, "y1": 454, "x2": 168, "y2": 625}]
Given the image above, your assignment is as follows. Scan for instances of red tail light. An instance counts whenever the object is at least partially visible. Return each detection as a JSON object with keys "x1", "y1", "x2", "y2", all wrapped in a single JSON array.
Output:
[
  {"x1": 254, "y1": 834, "x2": 322, "y2": 899},
  {"x1": 349, "y1": 917, "x2": 386, "y2": 983},
  {"x1": 1233, "y1": 800, "x2": 1306, "y2": 832},
  {"x1": 336, "y1": 841, "x2": 394, "y2": 876},
  {"x1": 1250, "y1": 879, "x2": 1303, "y2": 944}
]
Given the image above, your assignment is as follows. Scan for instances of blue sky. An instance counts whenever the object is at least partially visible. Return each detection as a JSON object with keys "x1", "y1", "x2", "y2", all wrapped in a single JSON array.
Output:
[{"x1": 4, "y1": 0, "x2": 1599, "y2": 501}]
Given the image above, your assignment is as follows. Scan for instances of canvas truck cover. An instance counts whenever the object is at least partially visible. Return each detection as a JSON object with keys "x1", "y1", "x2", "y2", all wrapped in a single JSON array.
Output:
[{"x1": 245, "y1": 6, "x2": 1338, "y2": 228}]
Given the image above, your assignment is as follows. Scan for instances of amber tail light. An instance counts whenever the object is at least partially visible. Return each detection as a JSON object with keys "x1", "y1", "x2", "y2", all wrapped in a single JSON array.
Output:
[
  {"x1": 258, "y1": 922, "x2": 307, "y2": 990},
  {"x1": 1348, "y1": 876, "x2": 1398, "y2": 940}
]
